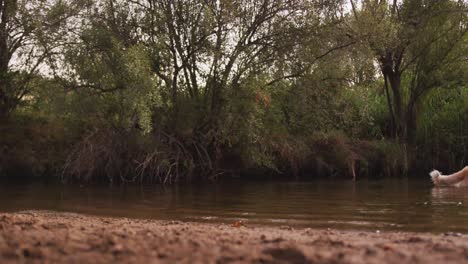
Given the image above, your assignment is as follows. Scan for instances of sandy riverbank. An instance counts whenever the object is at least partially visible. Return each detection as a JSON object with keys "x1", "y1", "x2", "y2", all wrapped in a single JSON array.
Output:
[{"x1": 1, "y1": 211, "x2": 468, "y2": 263}]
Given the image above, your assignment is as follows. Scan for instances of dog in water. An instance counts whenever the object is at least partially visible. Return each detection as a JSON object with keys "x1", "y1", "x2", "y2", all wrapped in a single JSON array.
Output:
[{"x1": 430, "y1": 167, "x2": 468, "y2": 187}]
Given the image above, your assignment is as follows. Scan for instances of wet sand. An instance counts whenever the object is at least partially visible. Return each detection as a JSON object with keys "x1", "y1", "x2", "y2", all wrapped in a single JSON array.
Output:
[{"x1": 1, "y1": 211, "x2": 468, "y2": 263}]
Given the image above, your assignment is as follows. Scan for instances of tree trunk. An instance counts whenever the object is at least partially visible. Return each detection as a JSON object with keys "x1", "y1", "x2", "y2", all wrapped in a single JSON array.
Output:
[
  {"x1": 383, "y1": 70, "x2": 408, "y2": 142},
  {"x1": 384, "y1": 69, "x2": 420, "y2": 145},
  {"x1": 170, "y1": 68, "x2": 180, "y2": 130},
  {"x1": 0, "y1": 81, "x2": 10, "y2": 120},
  {"x1": 0, "y1": 67, "x2": 10, "y2": 119},
  {"x1": 0, "y1": 1, "x2": 11, "y2": 120},
  {"x1": 387, "y1": 72, "x2": 405, "y2": 140},
  {"x1": 383, "y1": 74, "x2": 396, "y2": 137},
  {"x1": 405, "y1": 100, "x2": 417, "y2": 144}
]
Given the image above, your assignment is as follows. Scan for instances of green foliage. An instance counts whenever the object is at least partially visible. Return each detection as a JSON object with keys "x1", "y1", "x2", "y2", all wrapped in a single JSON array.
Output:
[
  {"x1": 1, "y1": 0, "x2": 466, "y2": 182},
  {"x1": 417, "y1": 86, "x2": 468, "y2": 168},
  {"x1": 64, "y1": 28, "x2": 160, "y2": 132},
  {"x1": 0, "y1": 115, "x2": 72, "y2": 180},
  {"x1": 340, "y1": 83, "x2": 387, "y2": 139}
]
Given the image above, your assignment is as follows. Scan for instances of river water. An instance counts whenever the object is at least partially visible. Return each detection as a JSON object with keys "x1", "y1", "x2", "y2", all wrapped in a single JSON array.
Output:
[{"x1": 1, "y1": 179, "x2": 468, "y2": 233}]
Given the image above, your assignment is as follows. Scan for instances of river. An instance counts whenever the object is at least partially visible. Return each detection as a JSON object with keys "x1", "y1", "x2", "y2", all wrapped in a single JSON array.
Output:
[{"x1": 1, "y1": 178, "x2": 467, "y2": 233}]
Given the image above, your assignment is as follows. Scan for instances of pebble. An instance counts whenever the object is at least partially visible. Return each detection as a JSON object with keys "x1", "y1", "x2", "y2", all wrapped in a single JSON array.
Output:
[{"x1": 443, "y1": 232, "x2": 462, "y2": 237}]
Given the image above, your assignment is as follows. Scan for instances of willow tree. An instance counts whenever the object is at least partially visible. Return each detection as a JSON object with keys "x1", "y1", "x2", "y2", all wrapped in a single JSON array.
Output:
[
  {"x1": 0, "y1": 0, "x2": 86, "y2": 118},
  {"x1": 348, "y1": 0, "x2": 467, "y2": 143},
  {"x1": 131, "y1": 1, "x2": 309, "y2": 129},
  {"x1": 56, "y1": 0, "x2": 350, "y2": 174}
]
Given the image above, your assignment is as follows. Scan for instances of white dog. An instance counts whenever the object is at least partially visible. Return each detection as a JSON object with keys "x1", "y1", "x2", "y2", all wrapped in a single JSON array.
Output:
[{"x1": 430, "y1": 166, "x2": 468, "y2": 187}]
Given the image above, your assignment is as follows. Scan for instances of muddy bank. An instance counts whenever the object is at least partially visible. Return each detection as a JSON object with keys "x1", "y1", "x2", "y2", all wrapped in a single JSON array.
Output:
[{"x1": 1, "y1": 211, "x2": 468, "y2": 263}]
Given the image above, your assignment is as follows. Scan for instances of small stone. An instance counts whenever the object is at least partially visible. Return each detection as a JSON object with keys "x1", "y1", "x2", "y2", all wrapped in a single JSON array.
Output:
[
  {"x1": 111, "y1": 244, "x2": 124, "y2": 255},
  {"x1": 444, "y1": 232, "x2": 462, "y2": 237},
  {"x1": 22, "y1": 248, "x2": 43, "y2": 259},
  {"x1": 303, "y1": 228, "x2": 312, "y2": 234},
  {"x1": 365, "y1": 248, "x2": 377, "y2": 256},
  {"x1": 407, "y1": 237, "x2": 424, "y2": 243}
]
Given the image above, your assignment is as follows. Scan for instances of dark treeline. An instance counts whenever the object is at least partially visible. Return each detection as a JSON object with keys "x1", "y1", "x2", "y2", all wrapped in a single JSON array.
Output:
[{"x1": 0, "y1": 0, "x2": 466, "y2": 183}]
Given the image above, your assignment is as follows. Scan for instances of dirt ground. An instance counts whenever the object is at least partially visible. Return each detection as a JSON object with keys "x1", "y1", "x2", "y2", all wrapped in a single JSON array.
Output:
[{"x1": 1, "y1": 211, "x2": 468, "y2": 263}]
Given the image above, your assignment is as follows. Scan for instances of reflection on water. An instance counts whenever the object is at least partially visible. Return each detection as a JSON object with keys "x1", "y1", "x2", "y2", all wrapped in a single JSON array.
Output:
[
  {"x1": 1, "y1": 179, "x2": 468, "y2": 233},
  {"x1": 431, "y1": 187, "x2": 468, "y2": 201}
]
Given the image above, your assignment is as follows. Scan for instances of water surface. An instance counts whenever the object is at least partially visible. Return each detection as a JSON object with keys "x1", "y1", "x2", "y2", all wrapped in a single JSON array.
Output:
[{"x1": 1, "y1": 179, "x2": 468, "y2": 233}]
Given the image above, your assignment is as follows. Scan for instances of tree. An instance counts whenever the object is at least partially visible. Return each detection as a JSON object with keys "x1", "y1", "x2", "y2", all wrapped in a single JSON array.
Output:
[
  {"x1": 0, "y1": 0, "x2": 86, "y2": 118},
  {"x1": 134, "y1": 0, "x2": 308, "y2": 128},
  {"x1": 348, "y1": 0, "x2": 467, "y2": 143}
]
